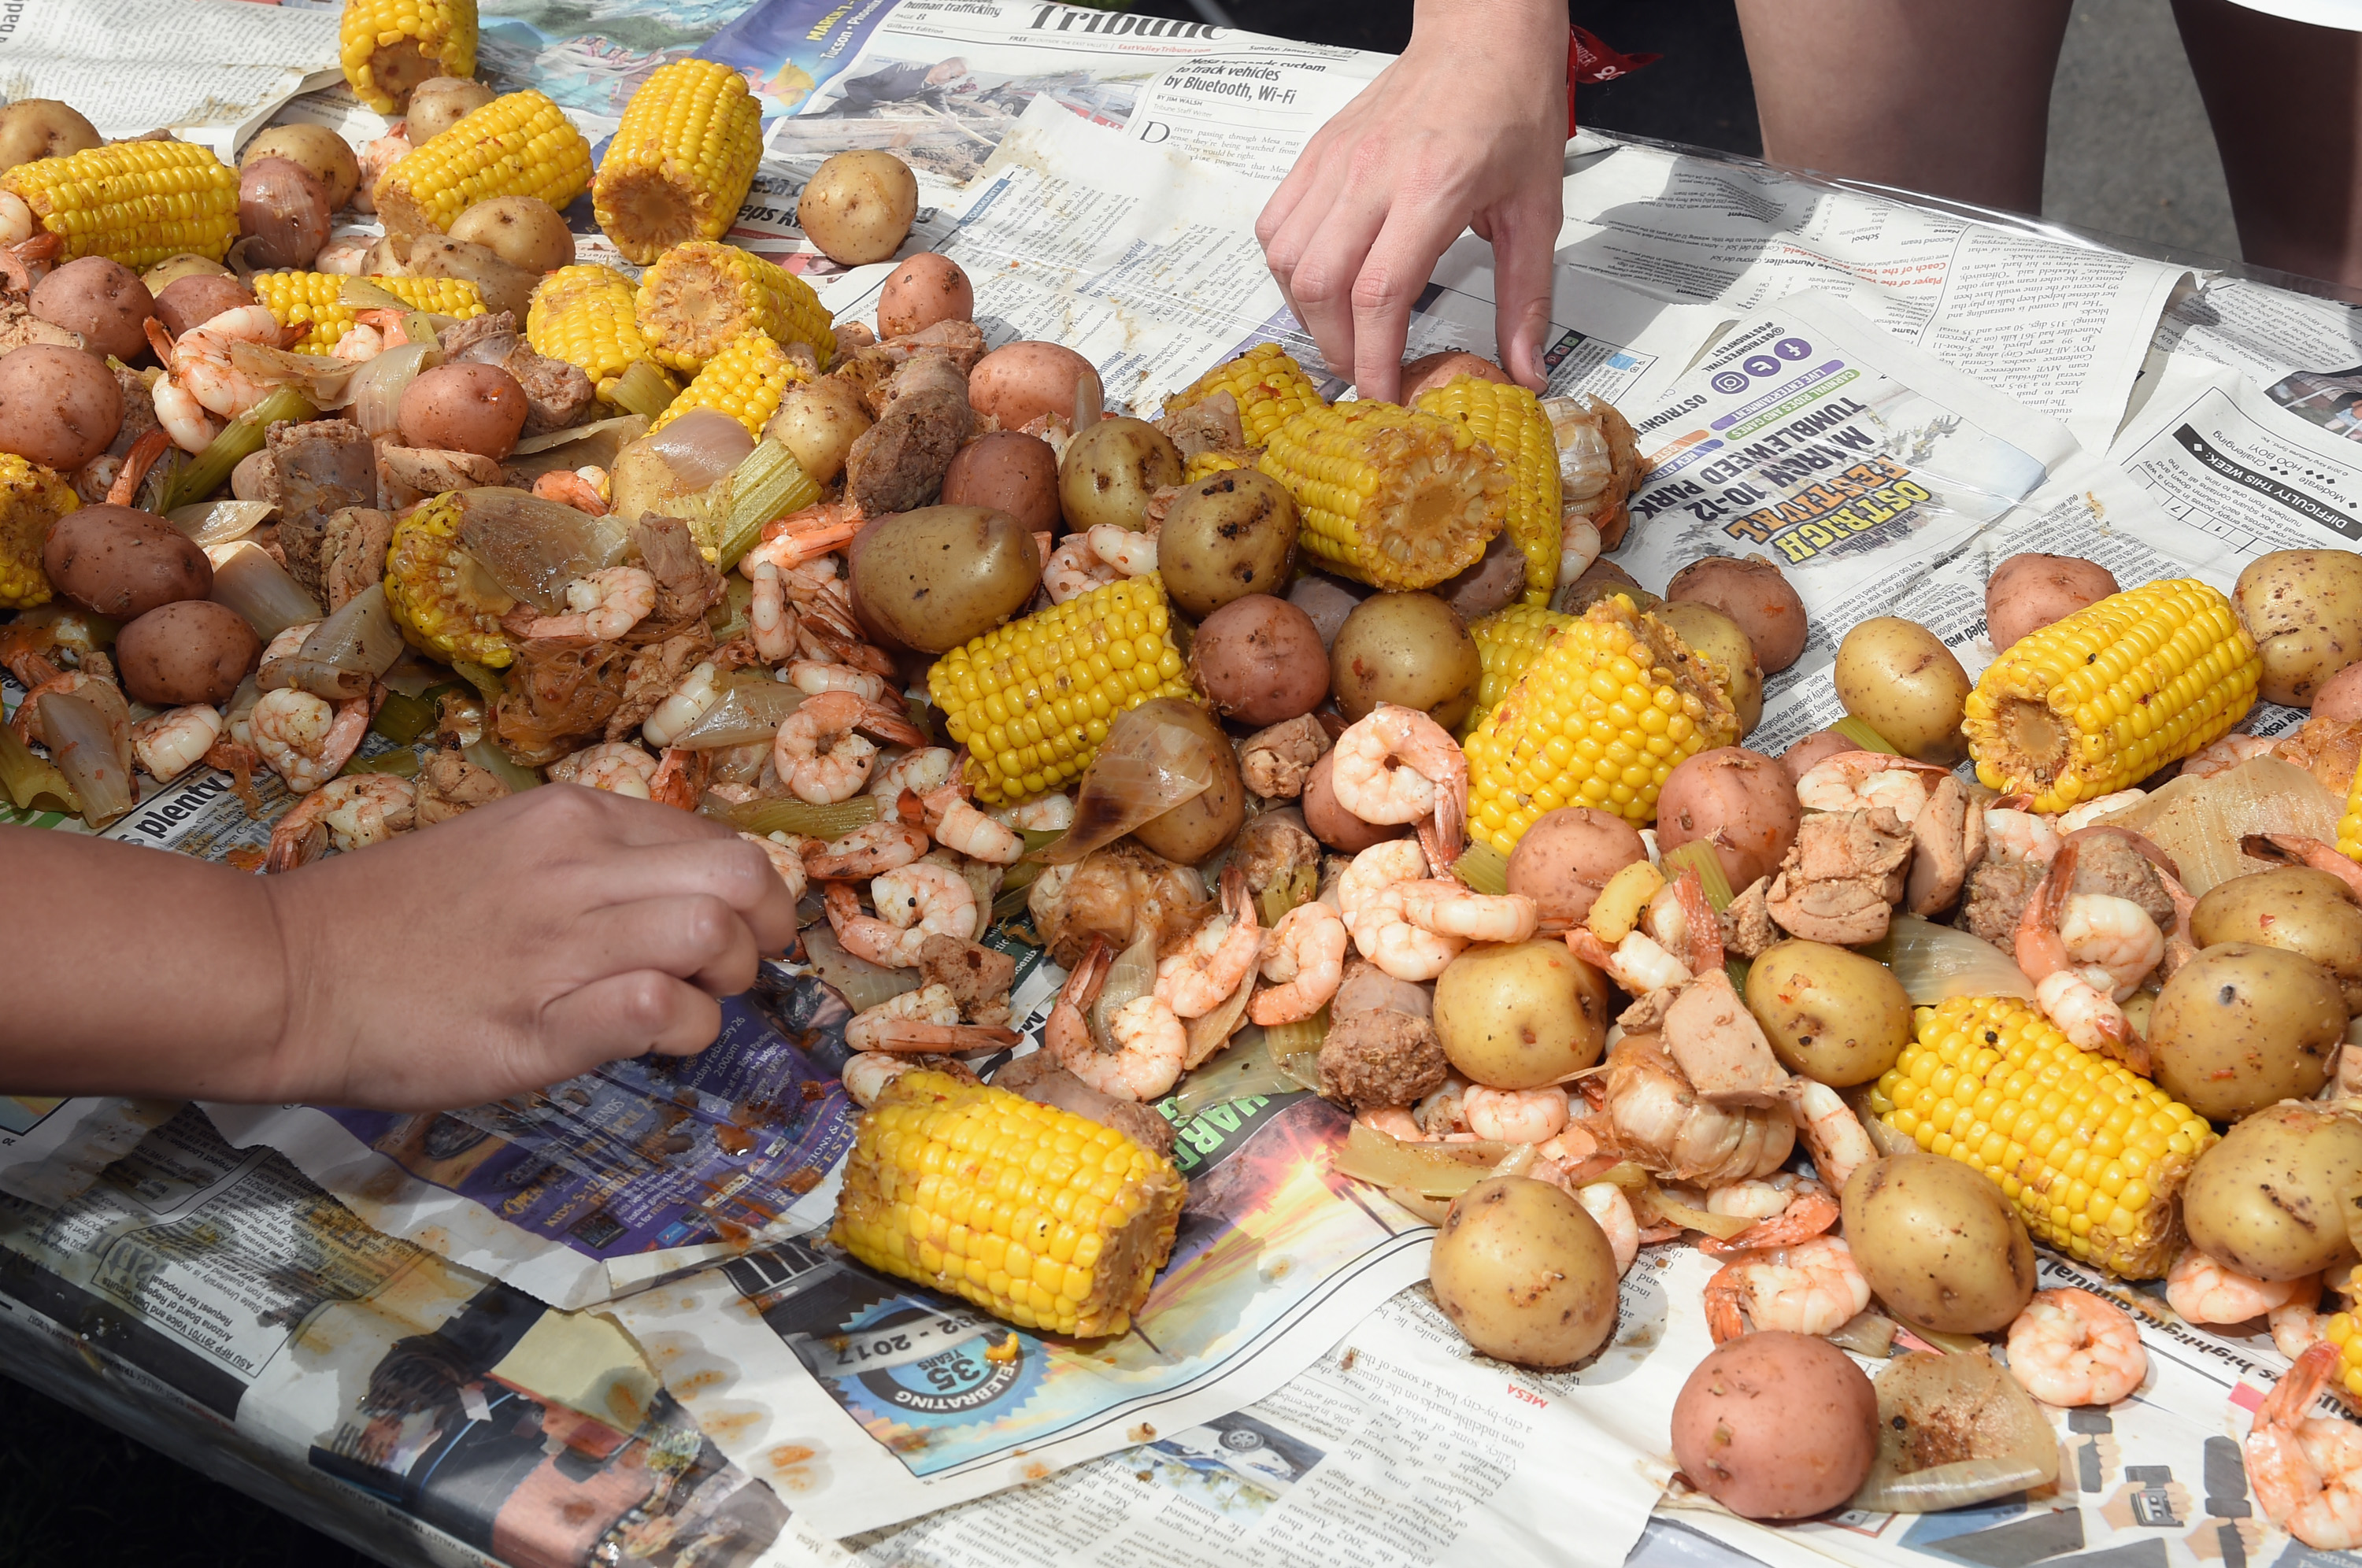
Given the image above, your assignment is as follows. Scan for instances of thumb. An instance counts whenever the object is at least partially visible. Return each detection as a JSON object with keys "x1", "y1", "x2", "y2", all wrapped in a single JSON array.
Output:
[{"x1": 1490, "y1": 194, "x2": 1560, "y2": 391}]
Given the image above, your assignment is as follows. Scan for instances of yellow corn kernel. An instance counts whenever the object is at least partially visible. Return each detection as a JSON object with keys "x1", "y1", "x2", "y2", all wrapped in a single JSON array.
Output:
[
  {"x1": 1867, "y1": 996, "x2": 2215, "y2": 1278},
  {"x1": 1, "y1": 141, "x2": 239, "y2": 268},
  {"x1": 1416, "y1": 376, "x2": 1562, "y2": 604},
  {"x1": 251, "y1": 272, "x2": 485, "y2": 353},
  {"x1": 373, "y1": 90, "x2": 593, "y2": 239},
  {"x1": 525, "y1": 263, "x2": 679, "y2": 417},
  {"x1": 927, "y1": 575, "x2": 1195, "y2": 806},
  {"x1": 1258, "y1": 401, "x2": 1506, "y2": 591},
  {"x1": 383, "y1": 494, "x2": 516, "y2": 668},
  {"x1": 1964, "y1": 579, "x2": 2260, "y2": 812},
  {"x1": 0, "y1": 454, "x2": 80, "y2": 609},
  {"x1": 650, "y1": 331, "x2": 808, "y2": 437},
  {"x1": 635, "y1": 239, "x2": 834, "y2": 376},
  {"x1": 339, "y1": 0, "x2": 477, "y2": 113},
  {"x1": 1468, "y1": 603, "x2": 1573, "y2": 734},
  {"x1": 2339, "y1": 753, "x2": 2362, "y2": 863},
  {"x1": 594, "y1": 59, "x2": 765, "y2": 264},
  {"x1": 1166, "y1": 343, "x2": 1324, "y2": 446}
]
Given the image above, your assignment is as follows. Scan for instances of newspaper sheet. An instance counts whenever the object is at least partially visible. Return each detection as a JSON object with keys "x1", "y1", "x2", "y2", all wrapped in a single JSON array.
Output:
[
  {"x1": 1556, "y1": 139, "x2": 2187, "y2": 454},
  {"x1": 0, "y1": 0, "x2": 342, "y2": 157}
]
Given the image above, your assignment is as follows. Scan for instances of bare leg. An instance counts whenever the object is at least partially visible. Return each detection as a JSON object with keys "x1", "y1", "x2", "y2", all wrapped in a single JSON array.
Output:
[
  {"x1": 2174, "y1": 0, "x2": 2362, "y2": 287},
  {"x1": 1735, "y1": 0, "x2": 2073, "y2": 214}
]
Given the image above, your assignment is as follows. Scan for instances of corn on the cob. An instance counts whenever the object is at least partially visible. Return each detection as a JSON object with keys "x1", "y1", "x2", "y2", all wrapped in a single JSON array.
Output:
[
  {"x1": 1165, "y1": 344, "x2": 1324, "y2": 446},
  {"x1": 832, "y1": 1069, "x2": 1185, "y2": 1337},
  {"x1": 650, "y1": 330, "x2": 807, "y2": 438},
  {"x1": 339, "y1": 0, "x2": 477, "y2": 114},
  {"x1": 635, "y1": 239, "x2": 833, "y2": 377},
  {"x1": 1964, "y1": 579, "x2": 2260, "y2": 813},
  {"x1": 525, "y1": 263, "x2": 679, "y2": 418},
  {"x1": 2339, "y1": 753, "x2": 2362, "y2": 862},
  {"x1": 1182, "y1": 448, "x2": 1252, "y2": 485},
  {"x1": 1467, "y1": 603, "x2": 1572, "y2": 733},
  {"x1": 374, "y1": 90, "x2": 593, "y2": 239},
  {"x1": 251, "y1": 272, "x2": 486, "y2": 353},
  {"x1": 929, "y1": 575, "x2": 1194, "y2": 806},
  {"x1": 594, "y1": 59, "x2": 764, "y2": 264},
  {"x1": 0, "y1": 142, "x2": 239, "y2": 269},
  {"x1": 2317, "y1": 1270, "x2": 2362, "y2": 1400},
  {"x1": 1463, "y1": 595, "x2": 1737, "y2": 846},
  {"x1": 1867, "y1": 996, "x2": 2215, "y2": 1279},
  {"x1": 0, "y1": 455, "x2": 80, "y2": 610},
  {"x1": 1258, "y1": 401, "x2": 1506, "y2": 591},
  {"x1": 1416, "y1": 376, "x2": 1561, "y2": 604},
  {"x1": 384, "y1": 494, "x2": 516, "y2": 668}
]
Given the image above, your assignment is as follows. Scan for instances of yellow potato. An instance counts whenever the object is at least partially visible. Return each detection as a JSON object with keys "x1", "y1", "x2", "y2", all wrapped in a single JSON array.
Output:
[
  {"x1": 449, "y1": 196, "x2": 577, "y2": 273},
  {"x1": 405, "y1": 78, "x2": 497, "y2": 142},
  {"x1": 1842, "y1": 1152, "x2": 2034, "y2": 1334},
  {"x1": 1430, "y1": 1176, "x2": 1620, "y2": 1367},
  {"x1": 798, "y1": 149, "x2": 918, "y2": 266},
  {"x1": 0, "y1": 100, "x2": 99, "y2": 176},
  {"x1": 242, "y1": 124, "x2": 361, "y2": 209},
  {"x1": 1433, "y1": 940, "x2": 1609, "y2": 1089},
  {"x1": 1833, "y1": 616, "x2": 1971, "y2": 764},
  {"x1": 1743, "y1": 939, "x2": 1910, "y2": 1087}
]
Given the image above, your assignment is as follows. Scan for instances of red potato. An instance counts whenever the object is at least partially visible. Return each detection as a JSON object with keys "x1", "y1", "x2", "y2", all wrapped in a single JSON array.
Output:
[
  {"x1": 940, "y1": 430, "x2": 1059, "y2": 531},
  {"x1": 154, "y1": 274, "x2": 256, "y2": 339},
  {"x1": 239, "y1": 156, "x2": 335, "y2": 271},
  {"x1": 115, "y1": 600, "x2": 261, "y2": 706},
  {"x1": 0, "y1": 344, "x2": 124, "y2": 470},
  {"x1": 1778, "y1": 726, "x2": 1854, "y2": 785},
  {"x1": 879, "y1": 253, "x2": 975, "y2": 338},
  {"x1": 968, "y1": 341, "x2": 1101, "y2": 428},
  {"x1": 1655, "y1": 746, "x2": 1801, "y2": 889},
  {"x1": 1188, "y1": 595, "x2": 1329, "y2": 726},
  {"x1": 31, "y1": 258, "x2": 156, "y2": 362},
  {"x1": 1399, "y1": 349, "x2": 1508, "y2": 402},
  {"x1": 1505, "y1": 806, "x2": 1649, "y2": 925},
  {"x1": 1985, "y1": 553, "x2": 2117, "y2": 654},
  {"x1": 1301, "y1": 749, "x2": 1402, "y2": 853},
  {"x1": 2315, "y1": 660, "x2": 2362, "y2": 722},
  {"x1": 1672, "y1": 1333, "x2": 1878, "y2": 1520},
  {"x1": 400, "y1": 362, "x2": 529, "y2": 460},
  {"x1": 42, "y1": 504, "x2": 211, "y2": 620},
  {"x1": 1666, "y1": 555, "x2": 1809, "y2": 674}
]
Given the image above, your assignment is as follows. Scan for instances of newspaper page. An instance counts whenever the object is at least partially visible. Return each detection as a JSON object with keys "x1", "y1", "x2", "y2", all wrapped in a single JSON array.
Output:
[
  {"x1": 0, "y1": 1093, "x2": 179, "y2": 1207},
  {"x1": 2154, "y1": 275, "x2": 2362, "y2": 399},
  {"x1": 1557, "y1": 139, "x2": 2186, "y2": 454},
  {"x1": 0, "y1": 0, "x2": 342, "y2": 157},
  {"x1": 608, "y1": 1086, "x2": 1435, "y2": 1536}
]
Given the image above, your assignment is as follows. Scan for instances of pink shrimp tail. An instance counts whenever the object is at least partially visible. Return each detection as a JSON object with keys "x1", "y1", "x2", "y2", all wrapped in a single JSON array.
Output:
[
  {"x1": 1565, "y1": 927, "x2": 1618, "y2": 971},
  {"x1": 107, "y1": 428, "x2": 172, "y2": 508},
  {"x1": 2260, "y1": 1342, "x2": 2340, "y2": 1427}
]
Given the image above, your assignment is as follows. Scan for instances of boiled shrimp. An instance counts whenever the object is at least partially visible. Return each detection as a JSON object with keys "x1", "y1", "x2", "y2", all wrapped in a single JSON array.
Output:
[
  {"x1": 2275, "y1": 1294, "x2": 2338, "y2": 1360},
  {"x1": 2005, "y1": 1289, "x2": 2147, "y2": 1407},
  {"x1": 1416, "y1": 1076, "x2": 1471, "y2": 1138},
  {"x1": 787, "y1": 660, "x2": 888, "y2": 701},
  {"x1": 824, "y1": 863, "x2": 976, "y2": 968},
  {"x1": 642, "y1": 663, "x2": 724, "y2": 749},
  {"x1": 1085, "y1": 523, "x2": 1157, "y2": 575},
  {"x1": 2166, "y1": 1247, "x2": 2312, "y2": 1325},
  {"x1": 1605, "y1": 1034, "x2": 1795, "y2": 1186},
  {"x1": 1985, "y1": 806, "x2": 2061, "y2": 867},
  {"x1": 2057, "y1": 790, "x2": 2146, "y2": 834},
  {"x1": 805, "y1": 819, "x2": 930, "y2": 879},
  {"x1": 1338, "y1": 838, "x2": 1429, "y2": 923},
  {"x1": 918, "y1": 782, "x2": 1025, "y2": 864},
  {"x1": 1329, "y1": 704, "x2": 1468, "y2": 865},
  {"x1": 1043, "y1": 534, "x2": 1120, "y2": 603},
  {"x1": 2016, "y1": 839, "x2": 2145, "y2": 1062},
  {"x1": 742, "y1": 832, "x2": 809, "y2": 900},
  {"x1": 2183, "y1": 734, "x2": 2274, "y2": 779},
  {"x1": 1156, "y1": 864, "x2": 1263, "y2": 1017},
  {"x1": 739, "y1": 508, "x2": 861, "y2": 577},
  {"x1": 1782, "y1": 1078, "x2": 1877, "y2": 1194},
  {"x1": 1044, "y1": 937, "x2": 1189, "y2": 1100},
  {"x1": 994, "y1": 792, "x2": 1076, "y2": 832},
  {"x1": 1401, "y1": 882, "x2": 1538, "y2": 943},
  {"x1": 772, "y1": 690, "x2": 927, "y2": 804},
  {"x1": 871, "y1": 746, "x2": 958, "y2": 802},
  {"x1": 264, "y1": 773, "x2": 416, "y2": 871},
  {"x1": 843, "y1": 1052, "x2": 919, "y2": 1109},
  {"x1": 750, "y1": 560, "x2": 797, "y2": 662},
  {"x1": 1699, "y1": 1179, "x2": 1839, "y2": 1256},
  {"x1": 1706, "y1": 1174, "x2": 1814, "y2": 1222},
  {"x1": 550, "y1": 740, "x2": 661, "y2": 798},
  {"x1": 1703, "y1": 1235, "x2": 1870, "y2": 1342},
  {"x1": 1577, "y1": 1182, "x2": 1640, "y2": 1275},
  {"x1": 129, "y1": 704, "x2": 224, "y2": 782},
  {"x1": 0, "y1": 191, "x2": 32, "y2": 248},
  {"x1": 530, "y1": 468, "x2": 609, "y2": 516},
  {"x1": 1249, "y1": 900, "x2": 1349, "y2": 1025},
  {"x1": 1351, "y1": 881, "x2": 1466, "y2": 981},
  {"x1": 526, "y1": 566, "x2": 657, "y2": 642},
  {"x1": 1462, "y1": 1085, "x2": 1568, "y2": 1144},
  {"x1": 1358, "y1": 1104, "x2": 1430, "y2": 1142},
  {"x1": 1565, "y1": 926, "x2": 1693, "y2": 993},
  {"x1": 2247, "y1": 1342, "x2": 2362, "y2": 1550},
  {"x1": 845, "y1": 983, "x2": 1020, "y2": 1054},
  {"x1": 248, "y1": 686, "x2": 370, "y2": 793},
  {"x1": 145, "y1": 305, "x2": 294, "y2": 435},
  {"x1": 1794, "y1": 751, "x2": 1952, "y2": 824}
]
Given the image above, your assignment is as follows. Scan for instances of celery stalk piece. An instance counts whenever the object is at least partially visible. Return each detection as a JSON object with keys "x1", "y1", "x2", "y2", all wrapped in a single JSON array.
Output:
[
  {"x1": 690, "y1": 440, "x2": 824, "y2": 573},
  {"x1": 1832, "y1": 716, "x2": 1898, "y2": 755},
  {"x1": 463, "y1": 738, "x2": 542, "y2": 793},
  {"x1": 727, "y1": 795, "x2": 877, "y2": 838},
  {"x1": 609, "y1": 361, "x2": 677, "y2": 422}
]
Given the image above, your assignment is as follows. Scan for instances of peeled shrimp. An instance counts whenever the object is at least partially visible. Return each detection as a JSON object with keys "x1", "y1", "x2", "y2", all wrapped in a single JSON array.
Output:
[
  {"x1": 1793, "y1": 751, "x2": 1951, "y2": 825},
  {"x1": 1044, "y1": 937, "x2": 1188, "y2": 1101},
  {"x1": 1578, "y1": 1182, "x2": 1640, "y2": 1276},
  {"x1": 871, "y1": 746, "x2": 958, "y2": 802},
  {"x1": 1400, "y1": 882, "x2": 1538, "y2": 943},
  {"x1": 129, "y1": 704, "x2": 224, "y2": 782},
  {"x1": 2005, "y1": 1289, "x2": 2147, "y2": 1407},
  {"x1": 2166, "y1": 1247, "x2": 2312, "y2": 1325},
  {"x1": 805, "y1": 819, "x2": 930, "y2": 879},
  {"x1": 843, "y1": 1052, "x2": 919, "y2": 1108},
  {"x1": 844, "y1": 983, "x2": 1019, "y2": 1054},
  {"x1": 823, "y1": 864, "x2": 976, "y2": 968},
  {"x1": 1338, "y1": 838, "x2": 1428, "y2": 924},
  {"x1": 994, "y1": 793, "x2": 1075, "y2": 832},
  {"x1": 248, "y1": 686, "x2": 370, "y2": 794},
  {"x1": 1351, "y1": 881, "x2": 1466, "y2": 981},
  {"x1": 2016, "y1": 839, "x2": 2145, "y2": 1062},
  {"x1": 2182, "y1": 734, "x2": 2274, "y2": 780},
  {"x1": 145, "y1": 305, "x2": 293, "y2": 442},
  {"x1": 2057, "y1": 790, "x2": 2145, "y2": 834},
  {"x1": 1085, "y1": 523, "x2": 1157, "y2": 575},
  {"x1": 1984, "y1": 806, "x2": 2061, "y2": 867},
  {"x1": 550, "y1": 740, "x2": 661, "y2": 798},
  {"x1": 1565, "y1": 927, "x2": 1692, "y2": 994},
  {"x1": 526, "y1": 566, "x2": 657, "y2": 641},
  {"x1": 742, "y1": 832, "x2": 809, "y2": 901},
  {"x1": 265, "y1": 773, "x2": 416, "y2": 871},
  {"x1": 772, "y1": 690, "x2": 927, "y2": 804},
  {"x1": 787, "y1": 660, "x2": 888, "y2": 701},
  {"x1": 1703, "y1": 1235, "x2": 1870, "y2": 1342},
  {"x1": 1155, "y1": 864, "x2": 1262, "y2": 1018},
  {"x1": 2248, "y1": 1342, "x2": 2362, "y2": 1550},
  {"x1": 1043, "y1": 534, "x2": 1120, "y2": 603},
  {"x1": 918, "y1": 782, "x2": 1024, "y2": 864},
  {"x1": 1249, "y1": 900, "x2": 1349, "y2": 1025},
  {"x1": 1462, "y1": 1084, "x2": 1568, "y2": 1144},
  {"x1": 1328, "y1": 704, "x2": 1468, "y2": 865},
  {"x1": 1699, "y1": 1179, "x2": 1839, "y2": 1255},
  {"x1": 1781, "y1": 1078, "x2": 1877, "y2": 1194},
  {"x1": 642, "y1": 663, "x2": 724, "y2": 749}
]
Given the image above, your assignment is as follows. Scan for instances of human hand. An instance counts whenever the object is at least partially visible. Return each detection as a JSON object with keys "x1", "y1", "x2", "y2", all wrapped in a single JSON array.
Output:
[
  {"x1": 261, "y1": 784, "x2": 799, "y2": 1110},
  {"x1": 1257, "y1": 0, "x2": 1567, "y2": 403}
]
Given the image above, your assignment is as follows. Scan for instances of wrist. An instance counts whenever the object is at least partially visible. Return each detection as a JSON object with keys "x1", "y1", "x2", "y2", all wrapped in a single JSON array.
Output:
[{"x1": 1405, "y1": 0, "x2": 1568, "y2": 103}]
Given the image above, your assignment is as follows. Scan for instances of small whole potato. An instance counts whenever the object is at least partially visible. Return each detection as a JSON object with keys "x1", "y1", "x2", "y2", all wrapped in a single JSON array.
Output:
[
  {"x1": 1399, "y1": 350, "x2": 1508, "y2": 403},
  {"x1": 114, "y1": 599, "x2": 260, "y2": 706},
  {"x1": 42, "y1": 505, "x2": 210, "y2": 620},
  {"x1": 1655, "y1": 747, "x2": 1799, "y2": 889},
  {"x1": 1842, "y1": 1152, "x2": 2036, "y2": 1334},
  {"x1": 154, "y1": 274, "x2": 255, "y2": 339},
  {"x1": 0, "y1": 100, "x2": 100, "y2": 176},
  {"x1": 1159, "y1": 469, "x2": 1300, "y2": 619},
  {"x1": 1986, "y1": 553, "x2": 2118, "y2": 653},
  {"x1": 2193, "y1": 867, "x2": 2362, "y2": 1011},
  {"x1": 399, "y1": 362, "x2": 529, "y2": 460},
  {"x1": 30, "y1": 258, "x2": 155, "y2": 362},
  {"x1": 1505, "y1": 806, "x2": 1647, "y2": 924},
  {"x1": 0, "y1": 344, "x2": 124, "y2": 471},
  {"x1": 968, "y1": 342, "x2": 1101, "y2": 429},
  {"x1": 1665, "y1": 555, "x2": 1808, "y2": 673},
  {"x1": 2316, "y1": 660, "x2": 2362, "y2": 722},
  {"x1": 1433, "y1": 940, "x2": 1609, "y2": 1088},
  {"x1": 1301, "y1": 749, "x2": 1401, "y2": 852},
  {"x1": 2182, "y1": 1102, "x2": 2362, "y2": 1281},
  {"x1": 1127, "y1": 698, "x2": 1246, "y2": 864},
  {"x1": 2235, "y1": 549, "x2": 2362, "y2": 708},
  {"x1": 798, "y1": 149, "x2": 919, "y2": 267},
  {"x1": 846, "y1": 504, "x2": 1042, "y2": 653},
  {"x1": 1330, "y1": 591, "x2": 1482, "y2": 730},
  {"x1": 1672, "y1": 1333, "x2": 1878, "y2": 1520},
  {"x1": 765, "y1": 377, "x2": 872, "y2": 486},
  {"x1": 1434, "y1": 531, "x2": 1529, "y2": 624},
  {"x1": 242, "y1": 124, "x2": 361, "y2": 210},
  {"x1": 878, "y1": 252, "x2": 974, "y2": 338},
  {"x1": 1187, "y1": 595, "x2": 1328, "y2": 726},
  {"x1": 1058, "y1": 416, "x2": 1182, "y2": 534},
  {"x1": 2151, "y1": 943, "x2": 2346, "y2": 1121},
  {"x1": 1287, "y1": 571, "x2": 1368, "y2": 650},
  {"x1": 1431, "y1": 1176, "x2": 1620, "y2": 1366},
  {"x1": 405, "y1": 234, "x2": 537, "y2": 320},
  {"x1": 1554, "y1": 558, "x2": 1659, "y2": 616},
  {"x1": 405, "y1": 77, "x2": 498, "y2": 142},
  {"x1": 1656, "y1": 599, "x2": 1764, "y2": 735},
  {"x1": 1834, "y1": 616, "x2": 1971, "y2": 764},
  {"x1": 1743, "y1": 938, "x2": 1910, "y2": 1086},
  {"x1": 450, "y1": 195, "x2": 576, "y2": 273},
  {"x1": 1778, "y1": 727, "x2": 1854, "y2": 786},
  {"x1": 238, "y1": 156, "x2": 335, "y2": 271},
  {"x1": 940, "y1": 431, "x2": 1058, "y2": 532},
  {"x1": 142, "y1": 253, "x2": 235, "y2": 293}
]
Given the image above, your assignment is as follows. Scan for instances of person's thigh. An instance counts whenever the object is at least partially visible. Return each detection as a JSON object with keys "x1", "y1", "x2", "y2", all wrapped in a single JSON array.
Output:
[
  {"x1": 2175, "y1": 0, "x2": 2362, "y2": 286},
  {"x1": 1735, "y1": 0, "x2": 2074, "y2": 213}
]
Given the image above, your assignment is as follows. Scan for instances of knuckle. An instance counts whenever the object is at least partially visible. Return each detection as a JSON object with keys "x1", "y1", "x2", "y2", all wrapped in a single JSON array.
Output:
[
  {"x1": 1352, "y1": 268, "x2": 1406, "y2": 312},
  {"x1": 679, "y1": 895, "x2": 739, "y2": 956},
  {"x1": 614, "y1": 971, "x2": 679, "y2": 1034},
  {"x1": 1291, "y1": 263, "x2": 1343, "y2": 305}
]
